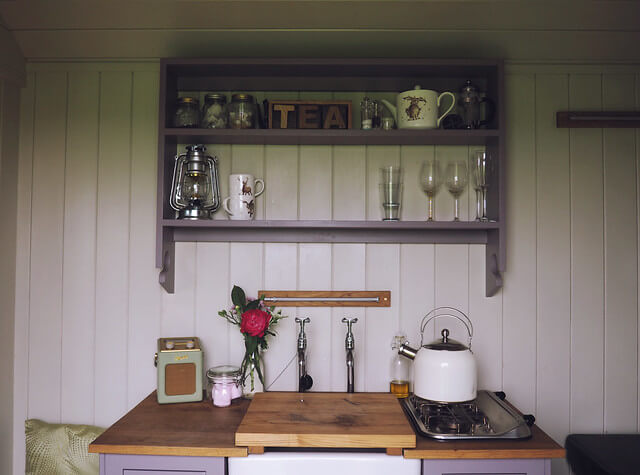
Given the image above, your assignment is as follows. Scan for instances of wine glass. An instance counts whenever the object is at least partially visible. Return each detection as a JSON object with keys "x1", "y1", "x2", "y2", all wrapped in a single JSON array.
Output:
[
  {"x1": 445, "y1": 160, "x2": 468, "y2": 221},
  {"x1": 471, "y1": 151, "x2": 490, "y2": 221},
  {"x1": 419, "y1": 159, "x2": 441, "y2": 221}
]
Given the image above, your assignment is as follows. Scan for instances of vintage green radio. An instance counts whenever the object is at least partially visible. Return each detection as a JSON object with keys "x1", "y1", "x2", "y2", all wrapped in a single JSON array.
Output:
[{"x1": 154, "y1": 337, "x2": 203, "y2": 404}]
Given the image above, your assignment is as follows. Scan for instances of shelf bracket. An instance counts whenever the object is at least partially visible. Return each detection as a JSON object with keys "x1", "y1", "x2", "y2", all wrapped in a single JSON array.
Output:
[
  {"x1": 159, "y1": 227, "x2": 175, "y2": 293},
  {"x1": 485, "y1": 229, "x2": 503, "y2": 297}
]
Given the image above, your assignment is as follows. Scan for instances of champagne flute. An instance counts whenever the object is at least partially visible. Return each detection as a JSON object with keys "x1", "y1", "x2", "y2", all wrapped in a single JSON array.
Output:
[
  {"x1": 419, "y1": 159, "x2": 441, "y2": 221},
  {"x1": 445, "y1": 160, "x2": 468, "y2": 221},
  {"x1": 471, "y1": 151, "x2": 490, "y2": 221}
]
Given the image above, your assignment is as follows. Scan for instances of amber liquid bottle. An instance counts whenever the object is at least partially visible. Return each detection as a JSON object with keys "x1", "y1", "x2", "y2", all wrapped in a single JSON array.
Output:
[{"x1": 390, "y1": 334, "x2": 411, "y2": 398}]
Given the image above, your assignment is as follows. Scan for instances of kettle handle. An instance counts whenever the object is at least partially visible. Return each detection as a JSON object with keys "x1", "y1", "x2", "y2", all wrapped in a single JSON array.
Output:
[{"x1": 419, "y1": 306, "x2": 473, "y2": 348}]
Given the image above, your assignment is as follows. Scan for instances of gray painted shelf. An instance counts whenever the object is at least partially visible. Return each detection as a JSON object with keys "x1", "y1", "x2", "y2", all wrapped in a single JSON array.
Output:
[{"x1": 156, "y1": 58, "x2": 505, "y2": 296}]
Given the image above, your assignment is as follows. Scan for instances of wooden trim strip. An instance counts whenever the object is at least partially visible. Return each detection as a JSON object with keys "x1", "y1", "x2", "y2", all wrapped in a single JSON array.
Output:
[
  {"x1": 557, "y1": 111, "x2": 640, "y2": 128},
  {"x1": 402, "y1": 448, "x2": 566, "y2": 460},
  {"x1": 258, "y1": 290, "x2": 391, "y2": 307},
  {"x1": 88, "y1": 443, "x2": 248, "y2": 457}
]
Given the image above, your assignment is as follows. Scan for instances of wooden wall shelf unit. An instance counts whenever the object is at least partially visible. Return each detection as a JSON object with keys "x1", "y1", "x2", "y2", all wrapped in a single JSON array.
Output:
[{"x1": 157, "y1": 58, "x2": 505, "y2": 297}]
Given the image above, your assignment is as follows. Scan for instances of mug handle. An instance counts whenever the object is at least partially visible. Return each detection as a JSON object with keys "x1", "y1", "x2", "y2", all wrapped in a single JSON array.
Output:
[
  {"x1": 222, "y1": 197, "x2": 234, "y2": 216},
  {"x1": 254, "y1": 179, "x2": 265, "y2": 197},
  {"x1": 436, "y1": 92, "x2": 456, "y2": 128}
]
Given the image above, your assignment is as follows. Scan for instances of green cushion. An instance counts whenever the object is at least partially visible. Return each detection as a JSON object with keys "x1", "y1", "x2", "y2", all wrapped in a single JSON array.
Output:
[{"x1": 25, "y1": 419, "x2": 104, "y2": 475}]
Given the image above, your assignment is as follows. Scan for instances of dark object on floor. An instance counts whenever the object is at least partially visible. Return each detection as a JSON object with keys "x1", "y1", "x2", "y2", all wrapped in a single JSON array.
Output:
[{"x1": 566, "y1": 434, "x2": 640, "y2": 475}]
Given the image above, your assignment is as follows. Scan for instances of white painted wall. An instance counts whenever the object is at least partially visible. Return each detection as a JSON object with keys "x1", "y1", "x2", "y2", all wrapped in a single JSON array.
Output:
[
  {"x1": 0, "y1": 19, "x2": 23, "y2": 475},
  {"x1": 0, "y1": 78, "x2": 21, "y2": 475},
  {"x1": 11, "y1": 62, "x2": 640, "y2": 475}
]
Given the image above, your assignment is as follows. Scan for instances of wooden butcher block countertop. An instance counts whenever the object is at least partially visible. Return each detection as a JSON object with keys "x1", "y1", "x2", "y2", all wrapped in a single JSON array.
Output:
[
  {"x1": 89, "y1": 391, "x2": 565, "y2": 459},
  {"x1": 89, "y1": 391, "x2": 250, "y2": 457},
  {"x1": 234, "y1": 392, "x2": 416, "y2": 452}
]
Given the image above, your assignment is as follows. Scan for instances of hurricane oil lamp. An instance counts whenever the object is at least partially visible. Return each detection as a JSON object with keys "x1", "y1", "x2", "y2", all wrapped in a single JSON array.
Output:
[{"x1": 170, "y1": 145, "x2": 220, "y2": 219}]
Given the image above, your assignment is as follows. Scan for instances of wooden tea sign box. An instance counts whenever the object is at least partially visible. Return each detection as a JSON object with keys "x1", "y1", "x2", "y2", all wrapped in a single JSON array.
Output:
[{"x1": 268, "y1": 100, "x2": 352, "y2": 129}]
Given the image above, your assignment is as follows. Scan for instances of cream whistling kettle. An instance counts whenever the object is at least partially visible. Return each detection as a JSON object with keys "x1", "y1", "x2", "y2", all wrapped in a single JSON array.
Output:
[{"x1": 399, "y1": 307, "x2": 477, "y2": 402}]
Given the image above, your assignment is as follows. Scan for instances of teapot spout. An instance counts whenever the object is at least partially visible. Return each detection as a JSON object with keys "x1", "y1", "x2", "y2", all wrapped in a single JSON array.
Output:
[
  {"x1": 398, "y1": 343, "x2": 417, "y2": 360},
  {"x1": 380, "y1": 99, "x2": 397, "y2": 121}
]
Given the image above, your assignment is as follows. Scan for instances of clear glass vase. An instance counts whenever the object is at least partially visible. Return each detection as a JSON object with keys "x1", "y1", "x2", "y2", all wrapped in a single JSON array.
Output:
[{"x1": 242, "y1": 353, "x2": 264, "y2": 398}]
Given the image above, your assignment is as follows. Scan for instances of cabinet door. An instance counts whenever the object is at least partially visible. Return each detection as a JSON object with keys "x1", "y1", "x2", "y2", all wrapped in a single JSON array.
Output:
[
  {"x1": 101, "y1": 453, "x2": 224, "y2": 475},
  {"x1": 423, "y1": 458, "x2": 551, "y2": 475},
  {"x1": 124, "y1": 471, "x2": 204, "y2": 475}
]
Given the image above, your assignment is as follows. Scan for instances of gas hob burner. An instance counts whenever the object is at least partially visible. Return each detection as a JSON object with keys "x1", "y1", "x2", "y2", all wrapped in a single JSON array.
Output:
[{"x1": 402, "y1": 390, "x2": 534, "y2": 440}]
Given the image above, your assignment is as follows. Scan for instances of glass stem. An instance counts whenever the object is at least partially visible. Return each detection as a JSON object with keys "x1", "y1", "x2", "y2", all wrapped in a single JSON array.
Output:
[
  {"x1": 481, "y1": 187, "x2": 488, "y2": 221},
  {"x1": 475, "y1": 189, "x2": 481, "y2": 221},
  {"x1": 427, "y1": 195, "x2": 434, "y2": 221},
  {"x1": 453, "y1": 197, "x2": 460, "y2": 221}
]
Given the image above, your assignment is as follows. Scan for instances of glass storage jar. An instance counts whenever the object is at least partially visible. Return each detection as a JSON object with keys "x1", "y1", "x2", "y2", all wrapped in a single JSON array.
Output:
[
  {"x1": 201, "y1": 93, "x2": 228, "y2": 129},
  {"x1": 227, "y1": 93, "x2": 257, "y2": 129},
  {"x1": 206, "y1": 365, "x2": 242, "y2": 407},
  {"x1": 173, "y1": 97, "x2": 200, "y2": 128}
]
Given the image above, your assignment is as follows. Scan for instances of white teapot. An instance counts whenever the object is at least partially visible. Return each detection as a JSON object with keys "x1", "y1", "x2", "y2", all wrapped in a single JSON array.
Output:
[{"x1": 382, "y1": 86, "x2": 456, "y2": 130}]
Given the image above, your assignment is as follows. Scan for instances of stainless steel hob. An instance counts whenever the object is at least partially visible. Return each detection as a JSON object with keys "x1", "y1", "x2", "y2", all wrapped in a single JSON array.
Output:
[{"x1": 401, "y1": 390, "x2": 535, "y2": 440}]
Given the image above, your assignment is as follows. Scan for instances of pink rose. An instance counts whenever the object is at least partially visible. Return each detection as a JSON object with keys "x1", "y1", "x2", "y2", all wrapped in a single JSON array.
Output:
[{"x1": 240, "y1": 309, "x2": 272, "y2": 337}]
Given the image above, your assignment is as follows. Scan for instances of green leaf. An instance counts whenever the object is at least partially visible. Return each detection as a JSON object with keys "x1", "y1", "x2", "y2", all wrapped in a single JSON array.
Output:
[
  {"x1": 254, "y1": 351, "x2": 265, "y2": 387},
  {"x1": 231, "y1": 285, "x2": 246, "y2": 310},
  {"x1": 244, "y1": 335, "x2": 258, "y2": 354},
  {"x1": 245, "y1": 299, "x2": 260, "y2": 310}
]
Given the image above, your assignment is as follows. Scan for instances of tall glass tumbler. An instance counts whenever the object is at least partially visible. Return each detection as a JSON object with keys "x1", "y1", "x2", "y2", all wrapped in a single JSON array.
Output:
[
  {"x1": 471, "y1": 151, "x2": 491, "y2": 221},
  {"x1": 380, "y1": 166, "x2": 403, "y2": 221}
]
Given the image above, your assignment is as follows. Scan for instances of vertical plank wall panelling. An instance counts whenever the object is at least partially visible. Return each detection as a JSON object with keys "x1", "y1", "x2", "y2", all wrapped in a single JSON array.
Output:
[
  {"x1": 569, "y1": 74, "x2": 604, "y2": 434},
  {"x1": 365, "y1": 145, "x2": 401, "y2": 392},
  {"x1": 94, "y1": 71, "x2": 133, "y2": 427},
  {"x1": 28, "y1": 72, "x2": 67, "y2": 421},
  {"x1": 535, "y1": 75, "x2": 571, "y2": 453},
  {"x1": 0, "y1": 78, "x2": 21, "y2": 475},
  {"x1": 331, "y1": 144, "x2": 366, "y2": 392},
  {"x1": 61, "y1": 71, "x2": 99, "y2": 424},
  {"x1": 13, "y1": 71, "x2": 35, "y2": 474},
  {"x1": 399, "y1": 146, "x2": 436, "y2": 363},
  {"x1": 229, "y1": 144, "x2": 265, "y2": 368},
  {"x1": 502, "y1": 73, "x2": 537, "y2": 415},
  {"x1": 13, "y1": 63, "x2": 640, "y2": 475},
  {"x1": 263, "y1": 143, "x2": 299, "y2": 389},
  {"x1": 433, "y1": 146, "x2": 471, "y2": 346},
  {"x1": 128, "y1": 71, "x2": 162, "y2": 408},
  {"x1": 603, "y1": 74, "x2": 638, "y2": 432},
  {"x1": 298, "y1": 143, "x2": 332, "y2": 391}
]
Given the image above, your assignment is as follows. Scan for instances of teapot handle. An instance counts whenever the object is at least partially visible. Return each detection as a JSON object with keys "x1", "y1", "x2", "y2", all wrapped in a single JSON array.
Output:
[
  {"x1": 419, "y1": 306, "x2": 473, "y2": 348},
  {"x1": 436, "y1": 92, "x2": 457, "y2": 128}
]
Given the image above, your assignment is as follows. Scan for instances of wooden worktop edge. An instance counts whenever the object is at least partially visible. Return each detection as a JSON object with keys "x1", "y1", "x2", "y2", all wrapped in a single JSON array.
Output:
[
  {"x1": 88, "y1": 443, "x2": 248, "y2": 457},
  {"x1": 235, "y1": 432, "x2": 416, "y2": 449},
  {"x1": 403, "y1": 447, "x2": 566, "y2": 460}
]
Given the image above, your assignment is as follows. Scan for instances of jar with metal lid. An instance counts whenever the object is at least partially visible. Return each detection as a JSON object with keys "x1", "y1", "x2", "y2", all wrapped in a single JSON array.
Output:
[
  {"x1": 173, "y1": 97, "x2": 200, "y2": 128},
  {"x1": 227, "y1": 93, "x2": 256, "y2": 129},
  {"x1": 201, "y1": 93, "x2": 228, "y2": 129},
  {"x1": 206, "y1": 365, "x2": 242, "y2": 407}
]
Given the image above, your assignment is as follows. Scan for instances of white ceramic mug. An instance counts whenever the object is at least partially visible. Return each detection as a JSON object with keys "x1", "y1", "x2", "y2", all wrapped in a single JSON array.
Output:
[
  {"x1": 382, "y1": 86, "x2": 456, "y2": 129},
  {"x1": 223, "y1": 174, "x2": 264, "y2": 220},
  {"x1": 223, "y1": 196, "x2": 256, "y2": 220},
  {"x1": 228, "y1": 174, "x2": 264, "y2": 200}
]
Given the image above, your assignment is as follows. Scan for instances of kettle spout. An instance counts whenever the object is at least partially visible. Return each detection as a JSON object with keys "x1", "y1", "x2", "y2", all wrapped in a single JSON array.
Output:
[
  {"x1": 398, "y1": 342, "x2": 418, "y2": 360},
  {"x1": 380, "y1": 99, "x2": 397, "y2": 121}
]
